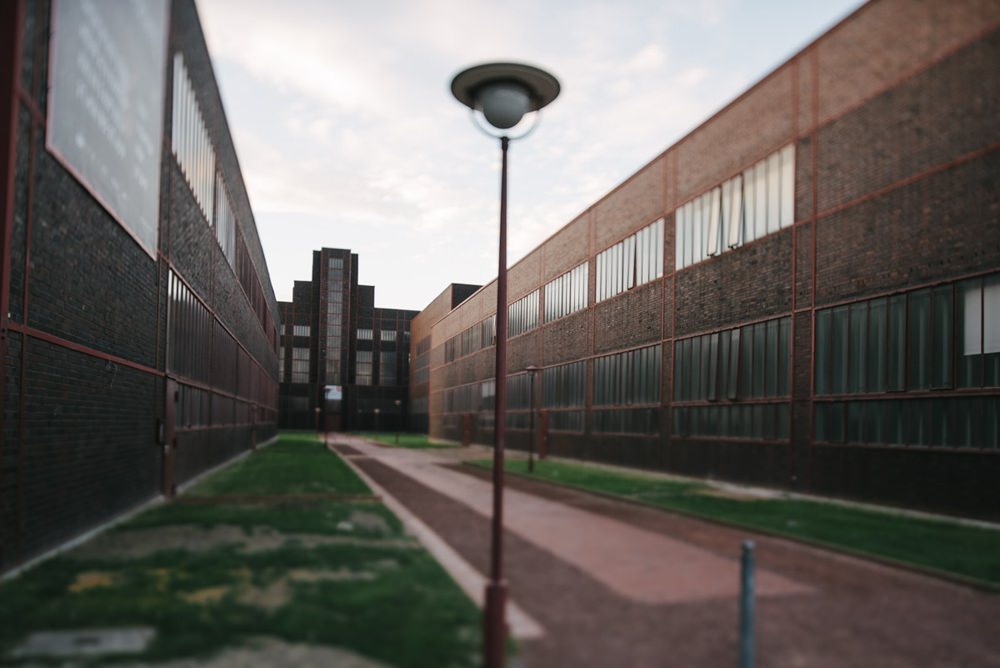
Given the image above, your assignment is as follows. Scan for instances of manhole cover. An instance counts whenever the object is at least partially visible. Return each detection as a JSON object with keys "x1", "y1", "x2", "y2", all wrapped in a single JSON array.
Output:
[{"x1": 12, "y1": 627, "x2": 155, "y2": 658}]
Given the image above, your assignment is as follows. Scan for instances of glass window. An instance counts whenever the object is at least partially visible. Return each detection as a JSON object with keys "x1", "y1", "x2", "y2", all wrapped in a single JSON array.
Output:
[{"x1": 907, "y1": 289, "x2": 931, "y2": 390}]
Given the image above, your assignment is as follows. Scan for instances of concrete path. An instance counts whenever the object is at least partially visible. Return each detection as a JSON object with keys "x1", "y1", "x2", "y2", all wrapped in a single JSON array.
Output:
[{"x1": 331, "y1": 435, "x2": 1000, "y2": 668}]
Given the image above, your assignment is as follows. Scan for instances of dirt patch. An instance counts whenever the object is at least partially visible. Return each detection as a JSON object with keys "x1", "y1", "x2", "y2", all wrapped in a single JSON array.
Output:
[
  {"x1": 69, "y1": 525, "x2": 418, "y2": 560},
  {"x1": 122, "y1": 637, "x2": 388, "y2": 667},
  {"x1": 68, "y1": 571, "x2": 118, "y2": 593},
  {"x1": 183, "y1": 586, "x2": 229, "y2": 605},
  {"x1": 343, "y1": 510, "x2": 392, "y2": 534}
]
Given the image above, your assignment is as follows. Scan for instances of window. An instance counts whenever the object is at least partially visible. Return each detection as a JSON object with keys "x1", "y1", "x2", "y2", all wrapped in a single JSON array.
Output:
[
  {"x1": 676, "y1": 144, "x2": 794, "y2": 270},
  {"x1": 380, "y1": 352, "x2": 397, "y2": 385},
  {"x1": 508, "y1": 291, "x2": 539, "y2": 338},
  {"x1": 542, "y1": 361, "x2": 585, "y2": 433},
  {"x1": 815, "y1": 397, "x2": 999, "y2": 449},
  {"x1": 167, "y1": 271, "x2": 212, "y2": 384},
  {"x1": 291, "y1": 347, "x2": 309, "y2": 383},
  {"x1": 544, "y1": 262, "x2": 589, "y2": 322},
  {"x1": 482, "y1": 315, "x2": 497, "y2": 347},
  {"x1": 672, "y1": 316, "x2": 790, "y2": 441},
  {"x1": 172, "y1": 53, "x2": 215, "y2": 226},
  {"x1": 381, "y1": 329, "x2": 397, "y2": 342},
  {"x1": 356, "y1": 351, "x2": 373, "y2": 385},
  {"x1": 542, "y1": 361, "x2": 585, "y2": 408},
  {"x1": 293, "y1": 325, "x2": 310, "y2": 337},
  {"x1": 813, "y1": 281, "x2": 996, "y2": 395},
  {"x1": 594, "y1": 345, "x2": 661, "y2": 406},
  {"x1": 596, "y1": 219, "x2": 664, "y2": 302},
  {"x1": 357, "y1": 328, "x2": 373, "y2": 341},
  {"x1": 214, "y1": 176, "x2": 236, "y2": 267},
  {"x1": 674, "y1": 317, "x2": 790, "y2": 402},
  {"x1": 814, "y1": 274, "x2": 1000, "y2": 449}
]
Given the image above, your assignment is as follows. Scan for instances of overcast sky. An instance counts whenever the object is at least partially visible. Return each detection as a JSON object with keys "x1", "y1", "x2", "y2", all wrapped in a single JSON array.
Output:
[{"x1": 196, "y1": 0, "x2": 864, "y2": 312}]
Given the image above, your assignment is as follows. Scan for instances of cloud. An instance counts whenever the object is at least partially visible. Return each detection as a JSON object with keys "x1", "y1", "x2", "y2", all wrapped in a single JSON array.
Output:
[{"x1": 196, "y1": 0, "x2": 863, "y2": 308}]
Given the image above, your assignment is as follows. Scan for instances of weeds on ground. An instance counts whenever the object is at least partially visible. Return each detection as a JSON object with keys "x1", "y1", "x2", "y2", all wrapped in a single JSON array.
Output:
[{"x1": 0, "y1": 433, "x2": 479, "y2": 667}]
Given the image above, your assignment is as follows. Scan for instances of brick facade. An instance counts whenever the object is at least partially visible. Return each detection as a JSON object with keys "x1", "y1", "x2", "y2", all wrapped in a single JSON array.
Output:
[
  {"x1": 416, "y1": 0, "x2": 1000, "y2": 520},
  {"x1": 0, "y1": 0, "x2": 280, "y2": 573}
]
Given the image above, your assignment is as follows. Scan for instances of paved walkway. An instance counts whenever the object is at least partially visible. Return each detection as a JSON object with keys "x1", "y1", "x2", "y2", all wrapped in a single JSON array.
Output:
[{"x1": 331, "y1": 434, "x2": 1000, "y2": 668}]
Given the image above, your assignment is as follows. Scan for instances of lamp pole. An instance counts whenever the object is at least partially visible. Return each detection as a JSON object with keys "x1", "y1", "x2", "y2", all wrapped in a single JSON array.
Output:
[
  {"x1": 525, "y1": 365, "x2": 540, "y2": 473},
  {"x1": 394, "y1": 398, "x2": 402, "y2": 444},
  {"x1": 451, "y1": 62, "x2": 560, "y2": 668}
]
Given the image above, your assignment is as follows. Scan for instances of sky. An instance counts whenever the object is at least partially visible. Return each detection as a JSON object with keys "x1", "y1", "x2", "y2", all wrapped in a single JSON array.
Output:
[{"x1": 196, "y1": 0, "x2": 864, "y2": 312}]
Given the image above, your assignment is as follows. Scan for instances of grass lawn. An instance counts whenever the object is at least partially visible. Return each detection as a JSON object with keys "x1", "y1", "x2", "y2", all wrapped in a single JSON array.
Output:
[
  {"x1": 0, "y1": 433, "x2": 480, "y2": 667},
  {"x1": 471, "y1": 457, "x2": 1000, "y2": 588},
  {"x1": 355, "y1": 432, "x2": 456, "y2": 449}
]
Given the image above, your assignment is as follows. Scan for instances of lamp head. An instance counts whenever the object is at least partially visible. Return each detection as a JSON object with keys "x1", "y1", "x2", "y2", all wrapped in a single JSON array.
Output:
[{"x1": 451, "y1": 62, "x2": 560, "y2": 133}]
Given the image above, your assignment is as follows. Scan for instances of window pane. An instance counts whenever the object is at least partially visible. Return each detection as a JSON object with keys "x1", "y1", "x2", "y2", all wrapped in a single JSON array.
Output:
[
  {"x1": 728, "y1": 327, "x2": 741, "y2": 400},
  {"x1": 848, "y1": 302, "x2": 867, "y2": 394},
  {"x1": 816, "y1": 309, "x2": 830, "y2": 394},
  {"x1": 707, "y1": 188, "x2": 721, "y2": 256},
  {"x1": 743, "y1": 167, "x2": 756, "y2": 243},
  {"x1": 888, "y1": 295, "x2": 907, "y2": 391},
  {"x1": 727, "y1": 174, "x2": 743, "y2": 248},
  {"x1": 984, "y1": 275, "x2": 1000, "y2": 387},
  {"x1": 754, "y1": 162, "x2": 767, "y2": 240},
  {"x1": 907, "y1": 289, "x2": 931, "y2": 390},
  {"x1": 780, "y1": 144, "x2": 795, "y2": 228},
  {"x1": 867, "y1": 298, "x2": 887, "y2": 392},
  {"x1": 932, "y1": 287, "x2": 953, "y2": 389},
  {"x1": 707, "y1": 333, "x2": 719, "y2": 400},
  {"x1": 765, "y1": 320, "x2": 779, "y2": 396},
  {"x1": 778, "y1": 317, "x2": 790, "y2": 396},
  {"x1": 691, "y1": 336, "x2": 702, "y2": 400},
  {"x1": 767, "y1": 152, "x2": 781, "y2": 234},
  {"x1": 739, "y1": 326, "x2": 752, "y2": 398},
  {"x1": 753, "y1": 323, "x2": 766, "y2": 398},
  {"x1": 830, "y1": 306, "x2": 848, "y2": 394}
]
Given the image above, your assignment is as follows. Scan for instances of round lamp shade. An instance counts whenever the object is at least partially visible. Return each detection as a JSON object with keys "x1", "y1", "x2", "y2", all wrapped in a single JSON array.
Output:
[{"x1": 451, "y1": 62, "x2": 560, "y2": 131}]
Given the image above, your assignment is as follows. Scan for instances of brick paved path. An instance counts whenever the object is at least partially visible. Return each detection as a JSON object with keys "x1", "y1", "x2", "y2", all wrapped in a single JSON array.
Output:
[{"x1": 333, "y1": 435, "x2": 1000, "y2": 667}]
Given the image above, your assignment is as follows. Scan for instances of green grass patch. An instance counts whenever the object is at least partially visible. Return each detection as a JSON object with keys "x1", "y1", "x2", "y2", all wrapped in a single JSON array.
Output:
[
  {"x1": 188, "y1": 434, "x2": 369, "y2": 497},
  {"x1": 472, "y1": 458, "x2": 1000, "y2": 587},
  {"x1": 355, "y1": 432, "x2": 456, "y2": 449},
  {"x1": 0, "y1": 432, "x2": 480, "y2": 667}
]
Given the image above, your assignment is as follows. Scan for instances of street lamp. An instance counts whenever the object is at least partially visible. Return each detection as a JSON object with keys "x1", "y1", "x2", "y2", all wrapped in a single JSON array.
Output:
[
  {"x1": 524, "y1": 365, "x2": 540, "y2": 474},
  {"x1": 451, "y1": 62, "x2": 560, "y2": 668},
  {"x1": 394, "y1": 398, "x2": 403, "y2": 444}
]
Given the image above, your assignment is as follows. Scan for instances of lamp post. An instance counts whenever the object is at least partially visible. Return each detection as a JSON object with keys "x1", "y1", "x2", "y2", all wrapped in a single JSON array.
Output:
[
  {"x1": 451, "y1": 62, "x2": 560, "y2": 668},
  {"x1": 373, "y1": 407, "x2": 380, "y2": 434},
  {"x1": 394, "y1": 398, "x2": 402, "y2": 444},
  {"x1": 524, "y1": 365, "x2": 540, "y2": 473}
]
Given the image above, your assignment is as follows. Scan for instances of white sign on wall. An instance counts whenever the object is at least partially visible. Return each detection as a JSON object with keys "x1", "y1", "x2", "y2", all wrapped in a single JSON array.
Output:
[{"x1": 47, "y1": 0, "x2": 169, "y2": 258}]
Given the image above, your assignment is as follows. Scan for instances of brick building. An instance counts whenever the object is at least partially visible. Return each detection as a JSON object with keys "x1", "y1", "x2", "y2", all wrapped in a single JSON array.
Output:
[
  {"x1": 278, "y1": 248, "x2": 417, "y2": 433},
  {"x1": 0, "y1": 0, "x2": 280, "y2": 573},
  {"x1": 412, "y1": 0, "x2": 1000, "y2": 520}
]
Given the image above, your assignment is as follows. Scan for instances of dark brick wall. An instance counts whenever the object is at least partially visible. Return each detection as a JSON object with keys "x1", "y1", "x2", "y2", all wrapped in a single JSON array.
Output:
[
  {"x1": 542, "y1": 310, "x2": 590, "y2": 366},
  {"x1": 424, "y1": 1, "x2": 1000, "y2": 519},
  {"x1": 19, "y1": 340, "x2": 159, "y2": 561},
  {"x1": 816, "y1": 29, "x2": 1000, "y2": 214},
  {"x1": 815, "y1": 151, "x2": 1000, "y2": 306},
  {"x1": 0, "y1": 0, "x2": 279, "y2": 573},
  {"x1": 28, "y1": 143, "x2": 159, "y2": 367},
  {"x1": 675, "y1": 229, "x2": 793, "y2": 337},
  {"x1": 593, "y1": 281, "x2": 661, "y2": 353}
]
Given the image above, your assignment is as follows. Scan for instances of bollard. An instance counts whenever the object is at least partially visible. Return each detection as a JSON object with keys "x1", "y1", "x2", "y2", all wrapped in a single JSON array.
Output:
[{"x1": 740, "y1": 540, "x2": 756, "y2": 668}]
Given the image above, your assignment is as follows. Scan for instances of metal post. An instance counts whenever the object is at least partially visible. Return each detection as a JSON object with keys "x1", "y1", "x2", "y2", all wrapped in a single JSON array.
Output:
[
  {"x1": 484, "y1": 135, "x2": 510, "y2": 668},
  {"x1": 740, "y1": 540, "x2": 756, "y2": 668}
]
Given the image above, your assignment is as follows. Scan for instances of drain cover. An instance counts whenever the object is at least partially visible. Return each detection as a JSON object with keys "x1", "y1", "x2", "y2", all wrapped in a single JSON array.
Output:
[{"x1": 12, "y1": 627, "x2": 155, "y2": 658}]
